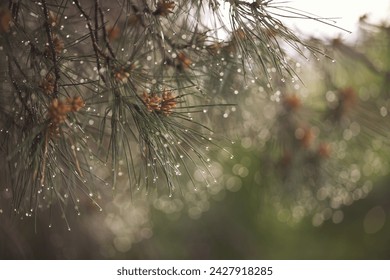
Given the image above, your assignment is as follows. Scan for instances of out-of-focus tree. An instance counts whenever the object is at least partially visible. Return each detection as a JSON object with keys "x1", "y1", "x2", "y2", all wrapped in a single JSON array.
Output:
[{"x1": 1, "y1": 1, "x2": 389, "y2": 259}]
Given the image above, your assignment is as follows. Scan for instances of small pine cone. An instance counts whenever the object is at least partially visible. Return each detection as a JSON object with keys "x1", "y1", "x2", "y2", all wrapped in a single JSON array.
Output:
[
  {"x1": 48, "y1": 11, "x2": 59, "y2": 27},
  {"x1": 149, "y1": 95, "x2": 162, "y2": 112},
  {"x1": 48, "y1": 99, "x2": 66, "y2": 124},
  {"x1": 142, "y1": 92, "x2": 162, "y2": 112},
  {"x1": 44, "y1": 35, "x2": 64, "y2": 57},
  {"x1": 162, "y1": 90, "x2": 173, "y2": 101},
  {"x1": 0, "y1": 8, "x2": 11, "y2": 33},
  {"x1": 114, "y1": 67, "x2": 130, "y2": 83},
  {"x1": 296, "y1": 126, "x2": 315, "y2": 149},
  {"x1": 283, "y1": 94, "x2": 301, "y2": 111},
  {"x1": 232, "y1": 29, "x2": 246, "y2": 41},
  {"x1": 67, "y1": 96, "x2": 85, "y2": 112},
  {"x1": 317, "y1": 142, "x2": 331, "y2": 158},
  {"x1": 161, "y1": 90, "x2": 177, "y2": 116},
  {"x1": 339, "y1": 87, "x2": 357, "y2": 109},
  {"x1": 53, "y1": 36, "x2": 64, "y2": 55},
  {"x1": 142, "y1": 92, "x2": 149, "y2": 102},
  {"x1": 39, "y1": 73, "x2": 55, "y2": 95},
  {"x1": 161, "y1": 104, "x2": 174, "y2": 116},
  {"x1": 58, "y1": 101, "x2": 71, "y2": 116},
  {"x1": 47, "y1": 96, "x2": 84, "y2": 137},
  {"x1": 48, "y1": 98, "x2": 72, "y2": 124},
  {"x1": 301, "y1": 128, "x2": 315, "y2": 148},
  {"x1": 107, "y1": 25, "x2": 121, "y2": 42},
  {"x1": 153, "y1": 0, "x2": 175, "y2": 17},
  {"x1": 177, "y1": 52, "x2": 191, "y2": 69},
  {"x1": 279, "y1": 150, "x2": 292, "y2": 167},
  {"x1": 162, "y1": 90, "x2": 176, "y2": 105},
  {"x1": 207, "y1": 42, "x2": 223, "y2": 55}
]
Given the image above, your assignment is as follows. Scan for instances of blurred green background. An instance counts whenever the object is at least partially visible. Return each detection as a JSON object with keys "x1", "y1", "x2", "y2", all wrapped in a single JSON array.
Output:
[
  {"x1": 1, "y1": 146, "x2": 390, "y2": 259},
  {"x1": 1, "y1": 8, "x2": 390, "y2": 260}
]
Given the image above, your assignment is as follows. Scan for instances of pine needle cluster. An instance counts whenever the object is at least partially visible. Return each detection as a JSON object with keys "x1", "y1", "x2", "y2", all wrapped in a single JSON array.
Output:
[{"x1": 0, "y1": 0, "x2": 334, "y2": 225}]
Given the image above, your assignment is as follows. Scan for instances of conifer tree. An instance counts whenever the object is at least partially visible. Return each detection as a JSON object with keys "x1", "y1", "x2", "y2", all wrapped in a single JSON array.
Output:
[
  {"x1": 1, "y1": 0, "x2": 390, "y2": 259},
  {"x1": 0, "y1": 0, "x2": 330, "y2": 223}
]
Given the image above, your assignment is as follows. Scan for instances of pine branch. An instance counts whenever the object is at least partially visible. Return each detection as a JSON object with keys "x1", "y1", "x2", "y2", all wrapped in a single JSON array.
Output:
[
  {"x1": 0, "y1": 0, "x2": 356, "y2": 228},
  {"x1": 42, "y1": 0, "x2": 60, "y2": 98}
]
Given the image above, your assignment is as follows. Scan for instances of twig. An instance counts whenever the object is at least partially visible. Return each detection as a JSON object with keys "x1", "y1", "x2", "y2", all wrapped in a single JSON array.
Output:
[
  {"x1": 8, "y1": 0, "x2": 20, "y2": 23},
  {"x1": 96, "y1": 0, "x2": 116, "y2": 59},
  {"x1": 7, "y1": 59, "x2": 34, "y2": 117},
  {"x1": 74, "y1": 0, "x2": 109, "y2": 84},
  {"x1": 70, "y1": 139, "x2": 84, "y2": 178},
  {"x1": 40, "y1": 131, "x2": 49, "y2": 186},
  {"x1": 42, "y1": 0, "x2": 60, "y2": 98},
  {"x1": 94, "y1": 1, "x2": 99, "y2": 45}
]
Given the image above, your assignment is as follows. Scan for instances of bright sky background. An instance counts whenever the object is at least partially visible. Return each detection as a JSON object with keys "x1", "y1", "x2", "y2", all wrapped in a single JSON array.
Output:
[{"x1": 283, "y1": 0, "x2": 390, "y2": 39}]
